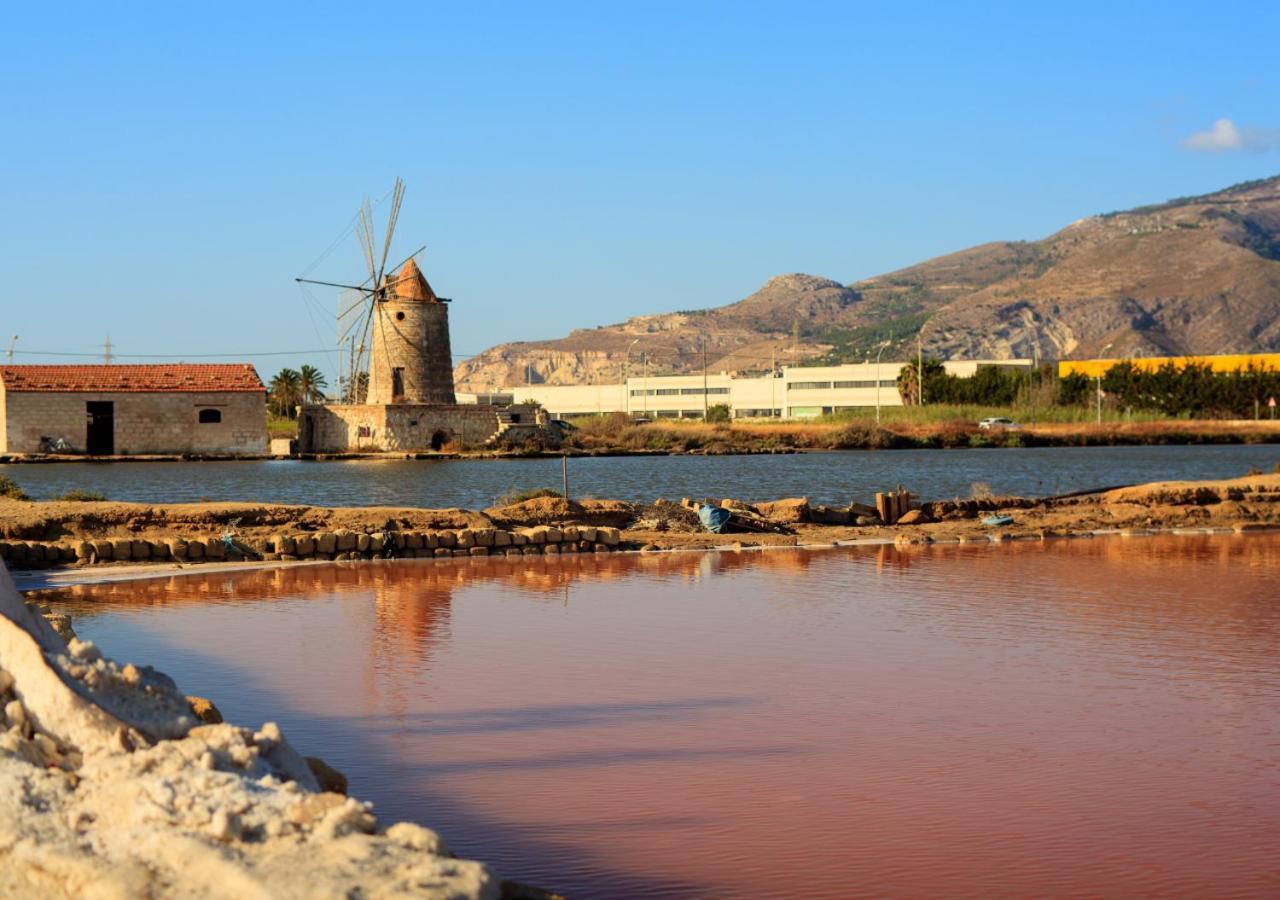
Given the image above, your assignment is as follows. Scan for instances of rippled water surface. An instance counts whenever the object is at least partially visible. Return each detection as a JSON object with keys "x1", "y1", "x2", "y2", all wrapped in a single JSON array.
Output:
[
  {"x1": 41, "y1": 536, "x2": 1280, "y2": 898},
  {"x1": 5, "y1": 443, "x2": 1280, "y2": 508}
]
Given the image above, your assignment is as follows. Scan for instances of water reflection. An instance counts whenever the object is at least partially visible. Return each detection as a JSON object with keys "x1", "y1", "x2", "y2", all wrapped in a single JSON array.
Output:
[{"x1": 39, "y1": 535, "x2": 1280, "y2": 899}]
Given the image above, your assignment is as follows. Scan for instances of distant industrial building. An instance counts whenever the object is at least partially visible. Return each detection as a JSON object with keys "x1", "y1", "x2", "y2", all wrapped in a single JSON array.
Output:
[
  {"x1": 471, "y1": 359, "x2": 1036, "y2": 420},
  {"x1": 1059, "y1": 352, "x2": 1280, "y2": 378},
  {"x1": 0, "y1": 364, "x2": 267, "y2": 456}
]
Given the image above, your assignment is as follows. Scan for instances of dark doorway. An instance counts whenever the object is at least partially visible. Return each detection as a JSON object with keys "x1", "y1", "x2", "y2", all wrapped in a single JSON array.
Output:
[
  {"x1": 430, "y1": 430, "x2": 449, "y2": 451},
  {"x1": 86, "y1": 401, "x2": 114, "y2": 455},
  {"x1": 391, "y1": 367, "x2": 405, "y2": 402}
]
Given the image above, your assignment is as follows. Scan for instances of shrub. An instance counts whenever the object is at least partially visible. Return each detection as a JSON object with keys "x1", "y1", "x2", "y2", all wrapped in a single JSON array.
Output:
[
  {"x1": 55, "y1": 490, "x2": 106, "y2": 502},
  {"x1": 0, "y1": 475, "x2": 30, "y2": 501},
  {"x1": 705, "y1": 403, "x2": 731, "y2": 424},
  {"x1": 496, "y1": 487, "x2": 562, "y2": 505}
]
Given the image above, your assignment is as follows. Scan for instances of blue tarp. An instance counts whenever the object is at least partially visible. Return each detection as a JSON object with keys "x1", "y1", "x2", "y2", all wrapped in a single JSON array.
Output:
[{"x1": 698, "y1": 504, "x2": 733, "y2": 534}]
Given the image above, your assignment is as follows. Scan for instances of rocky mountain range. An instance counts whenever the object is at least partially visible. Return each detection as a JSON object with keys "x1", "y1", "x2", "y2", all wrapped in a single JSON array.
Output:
[{"x1": 454, "y1": 175, "x2": 1280, "y2": 390}]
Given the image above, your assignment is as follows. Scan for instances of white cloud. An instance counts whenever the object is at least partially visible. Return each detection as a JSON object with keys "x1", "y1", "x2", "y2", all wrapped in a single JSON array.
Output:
[{"x1": 1182, "y1": 117, "x2": 1279, "y2": 152}]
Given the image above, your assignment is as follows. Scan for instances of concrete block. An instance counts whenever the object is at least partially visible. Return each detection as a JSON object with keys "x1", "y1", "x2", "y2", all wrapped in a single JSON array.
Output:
[
  {"x1": 356, "y1": 533, "x2": 370, "y2": 552},
  {"x1": 149, "y1": 541, "x2": 170, "y2": 560},
  {"x1": 335, "y1": 530, "x2": 357, "y2": 551},
  {"x1": 131, "y1": 540, "x2": 152, "y2": 560},
  {"x1": 434, "y1": 547, "x2": 451, "y2": 558},
  {"x1": 110, "y1": 539, "x2": 133, "y2": 561},
  {"x1": 165, "y1": 538, "x2": 187, "y2": 560},
  {"x1": 452, "y1": 548, "x2": 468, "y2": 557},
  {"x1": 578, "y1": 527, "x2": 598, "y2": 543},
  {"x1": 424, "y1": 533, "x2": 439, "y2": 549},
  {"x1": 523, "y1": 528, "x2": 546, "y2": 544},
  {"x1": 598, "y1": 527, "x2": 621, "y2": 546},
  {"x1": 75, "y1": 541, "x2": 94, "y2": 560},
  {"x1": 511, "y1": 532, "x2": 528, "y2": 546},
  {"x1": 544, "y1": 527, "x2": 562, "y2": 543},
  {"x1": 315, "y1": 533, "x2": 337, "y2": 554},
  {"x1": 438, "y1": 532, "x2": 456, "y2": 548},
  {"x1": 275, "y1": 535, "x2": 296, "y2": 554},
  {"x1": 493, "y1": 530, "x2": 511, "y2": 547},
  {"x1": 187, "y1": 540, "x2": 206, "y2": 560},
  {"x1": 205, "y1": 539, "x2": 226, "y2": 560},
  {"x1": 561, "y1": 526, "x2": 580, "y2": 542},
  {"x1": 469, "y1": 546, "x2": 488, "y2": 557},
  {"x1": 369, "y1": 533, "x2": 385, "y2": 553},
  {"x1": 456, "y1": 530, "x2": 475, "y2": 548},
  {"x1": 475, "y1": 529, "x2": 495, "y2": 547}
]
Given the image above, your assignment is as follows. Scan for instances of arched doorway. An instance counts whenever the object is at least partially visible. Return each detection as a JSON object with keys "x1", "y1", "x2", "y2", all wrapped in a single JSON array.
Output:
[{"x1": 430, "y1": 430, "x2": 450, "y2": 451}]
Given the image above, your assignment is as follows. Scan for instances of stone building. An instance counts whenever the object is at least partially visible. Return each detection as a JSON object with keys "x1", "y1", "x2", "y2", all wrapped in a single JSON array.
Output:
[
  {"x1": 299, "y1": 259, "x2": 553, "y2": 453},
  {"x1": 0, "y1": 364, "x2": 268, "y2": 456}
]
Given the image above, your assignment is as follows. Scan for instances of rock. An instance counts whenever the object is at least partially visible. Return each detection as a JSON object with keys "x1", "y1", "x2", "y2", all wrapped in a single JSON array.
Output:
[
  {"x1": 187, "y1": 696, "x2": 224, "y2": 724},
  {"x1": 896, "y1": 509, "x2": 933, "y2": 526},
  {"x1": 756, "y1": 498, "x2": 811, "y2": 524},
  {"x1": 334, "y1": 530, "x2": 357, "y2": 551},
  {"x1": 854, "y1": 515, "x2": 884, "y2": 526},
  {"x1": 597, "y1": 527, "x2": 621, "y2": 546},
  {"x1": 315, "y1": 533, "x2": 337, "y2": 554},
  {"x1": 304, "y1": 756, "x2": 349, "y2": 795},
  {"x1": 274, "y1": 535, "x2": 296, "y2": 555}
]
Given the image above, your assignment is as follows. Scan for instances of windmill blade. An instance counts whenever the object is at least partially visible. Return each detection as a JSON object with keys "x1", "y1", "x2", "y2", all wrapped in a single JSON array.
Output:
[
  {"x1": 376, "y1": 177, "x2": 405, "y2": 287},
  {"x1": 356, "y1": 196, "x2": 377, "y2": 284}
]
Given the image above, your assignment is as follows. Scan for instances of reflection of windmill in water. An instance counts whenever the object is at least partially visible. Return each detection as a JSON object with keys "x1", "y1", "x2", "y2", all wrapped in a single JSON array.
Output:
[{"x1": 296, "y1": 178, "x2": 456, "y2": 406}]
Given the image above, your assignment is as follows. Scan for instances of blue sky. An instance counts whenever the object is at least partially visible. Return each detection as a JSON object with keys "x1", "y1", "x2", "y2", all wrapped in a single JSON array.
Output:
[{"x1": 1, "y1": 1, "x2": 1277, "y2": 384}]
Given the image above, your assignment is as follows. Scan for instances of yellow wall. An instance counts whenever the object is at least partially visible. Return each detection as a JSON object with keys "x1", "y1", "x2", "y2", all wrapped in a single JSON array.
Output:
[{"x1": 1059, "y1": 353, "x2": 1280, "y2": 378}]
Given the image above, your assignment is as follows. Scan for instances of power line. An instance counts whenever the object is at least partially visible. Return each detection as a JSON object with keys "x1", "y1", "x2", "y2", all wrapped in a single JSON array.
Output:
[{"x1": 9, "y1": 348, "x2": 485, "y2": 359}]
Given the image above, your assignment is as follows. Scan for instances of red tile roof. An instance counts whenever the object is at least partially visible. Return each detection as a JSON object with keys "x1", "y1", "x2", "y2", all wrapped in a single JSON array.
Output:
[{"x1": 0, "y1": 364, "x2": 265, "y2": 393}]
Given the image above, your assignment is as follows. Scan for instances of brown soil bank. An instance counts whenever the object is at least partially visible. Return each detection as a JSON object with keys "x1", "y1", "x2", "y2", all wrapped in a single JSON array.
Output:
[{"x1": 2, "y1": 475, "x2": 1278, "y2": 570}]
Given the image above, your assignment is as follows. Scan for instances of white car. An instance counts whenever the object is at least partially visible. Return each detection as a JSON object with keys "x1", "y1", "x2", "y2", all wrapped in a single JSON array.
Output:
[{"x1": 978, "y1": 417, "x2": 1020, "y2": 430}]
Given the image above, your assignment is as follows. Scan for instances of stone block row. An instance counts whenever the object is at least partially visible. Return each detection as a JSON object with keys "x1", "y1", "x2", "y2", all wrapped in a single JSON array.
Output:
[
  {"x1": 0, "y1": 526, "x2": 625, "y2": 569},
  {"x1": 263, "y1": 526, "x2": 623, "y2": 561},
  {"x1": 0, "y1": 536, "x2": 233, "y2": 568}
]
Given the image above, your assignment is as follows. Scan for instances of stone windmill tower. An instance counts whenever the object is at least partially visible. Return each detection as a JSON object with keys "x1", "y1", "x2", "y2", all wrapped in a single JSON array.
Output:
[
  {"x1": 366, "y1": 257, "x2": 456, "y2": 405},
  {"x1": 297, "y1": 178, "x2": 456, "y2": 406}
]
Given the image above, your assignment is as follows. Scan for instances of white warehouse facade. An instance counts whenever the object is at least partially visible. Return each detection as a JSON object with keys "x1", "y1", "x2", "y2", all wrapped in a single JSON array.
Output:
[{"x1": 484, "y1": 359, "x2": 1035, "y2": 420}]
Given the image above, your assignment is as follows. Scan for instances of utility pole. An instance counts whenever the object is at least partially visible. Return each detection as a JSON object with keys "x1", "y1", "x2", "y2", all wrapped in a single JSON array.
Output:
[
  {"x1": 916, "y1": 333, "x2": 923, "y2": 407},
  {"x1": 6, "y1": 335, "x2": 16, "y2": 363},
  {"x1": 103, "y1": 336, "x2": 114, "y2": 365},
  {"x1": 771, "y1": 347, "x2": 778, "y2": 418},
  {"x1": 875, "y1": 340, "x2": 891, "y2": 425},
  {"x1": 702, "y1": 337, "x2": 708, "y2": 419},
  {"x1": 642, "y1": 352, "x2": 649, "y2": 417},
  {"x1": 1095, "y1": 376, "x2": 1103, "y2": 425},
  {"x1": 624, "y1": 338, "x2": 639, "y2": 417}
]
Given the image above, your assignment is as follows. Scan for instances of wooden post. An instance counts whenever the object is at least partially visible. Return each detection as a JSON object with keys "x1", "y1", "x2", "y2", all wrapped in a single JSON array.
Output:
[{"x1": 875, "y1": 492, "x2": 888, "y2": 523}]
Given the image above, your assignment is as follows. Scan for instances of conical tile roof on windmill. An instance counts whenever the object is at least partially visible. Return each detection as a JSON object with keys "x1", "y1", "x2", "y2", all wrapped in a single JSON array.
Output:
[{"x1": 386, "y1": 258, "x2": 437, "y2": 302}]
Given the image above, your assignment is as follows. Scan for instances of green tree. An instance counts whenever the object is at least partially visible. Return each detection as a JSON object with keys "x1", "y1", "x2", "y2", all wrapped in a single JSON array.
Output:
[
  {"x1": 705, "y1": 403, "x2": 731, "y2": 423},
  {"x1": 297, "y1": 365, "x2": 329, "y2": 404},
  {"x1": 269, "y1": 368, "x2": 302, "y2": 418}
]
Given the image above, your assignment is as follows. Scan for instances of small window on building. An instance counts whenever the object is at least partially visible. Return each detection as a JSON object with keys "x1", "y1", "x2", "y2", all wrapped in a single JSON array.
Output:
[
  {"x1": 391, "y1": 367, "x2": 405, "y2": 400},
  {"x1": 357, "y1": 425, "x2": 372, "y2": 438},
  {"x1": 198, "y1": 409, "x2": 222, "y2": 424}
]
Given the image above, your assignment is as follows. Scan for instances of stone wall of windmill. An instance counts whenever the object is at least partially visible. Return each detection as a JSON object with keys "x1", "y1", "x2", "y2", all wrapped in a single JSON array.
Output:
[{"x1": 365, "y1": 259, "x2": 456, "y2": 406}]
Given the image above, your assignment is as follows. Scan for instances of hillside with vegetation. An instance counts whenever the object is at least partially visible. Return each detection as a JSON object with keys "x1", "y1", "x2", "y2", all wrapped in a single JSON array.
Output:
[{"x1": 454, "y1": 175, "x2": 1280, "y2": 390}]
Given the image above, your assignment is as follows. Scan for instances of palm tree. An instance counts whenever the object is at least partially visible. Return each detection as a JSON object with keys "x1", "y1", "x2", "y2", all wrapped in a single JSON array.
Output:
[
  {"x1": 298, "y1": 365, "x2": 329, "y2": 405},
  {"x1": 269, "y1": 368, "x2": 302, "y2": 418}
]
